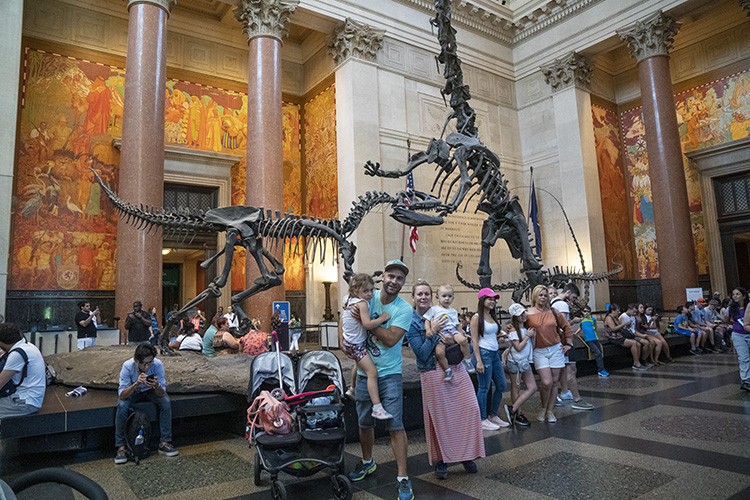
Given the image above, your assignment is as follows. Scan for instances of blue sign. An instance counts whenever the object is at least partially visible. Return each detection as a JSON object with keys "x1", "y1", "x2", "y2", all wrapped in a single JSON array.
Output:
[{"x1": 273, "y1": 301, "x2": 290, "y2": 322}]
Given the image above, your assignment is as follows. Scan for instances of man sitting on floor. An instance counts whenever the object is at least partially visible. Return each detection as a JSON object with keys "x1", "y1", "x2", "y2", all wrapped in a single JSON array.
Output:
[
  {"x1": 0, "y1": 323, "x2": 46, "y2": 419},
  {"x1": 114, "y1": 344, "x2": 178, "y2": 464}
]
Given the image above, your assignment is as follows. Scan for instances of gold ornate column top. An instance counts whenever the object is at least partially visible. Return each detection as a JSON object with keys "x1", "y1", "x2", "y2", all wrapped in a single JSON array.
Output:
[
  {"x1": 328, "y1": 18, "x2": 385, "y2": 65},
  {"x1": 540, "y1": 52, "x2": 592, "y2": 93},
  {"x1": 128, "y1": 0, "x2": 177, "y2": 14},
  {"x1": 617, "y1": 11, "x2": 681, "y2": 64},
  {"x1": 740, "y1": 0, "x2": 750, "y2": 17},
  {"x1": 234, "y1": 0, "x2": 299, "y2": 42}
]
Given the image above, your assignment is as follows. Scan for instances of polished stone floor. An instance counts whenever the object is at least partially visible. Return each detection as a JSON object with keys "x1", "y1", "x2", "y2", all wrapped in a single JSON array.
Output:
[{"x1": 4, "y1": 351, "x2": 750, "y2": 500}]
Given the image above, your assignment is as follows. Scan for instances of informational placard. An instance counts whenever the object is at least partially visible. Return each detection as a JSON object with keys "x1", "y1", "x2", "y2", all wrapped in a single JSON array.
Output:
[
  {"x1": 686, "y1": 288, "x2": 703, "y2": 301},
  {"x1": 273, "y1": 301, "x2": 290, "y2": 322}
]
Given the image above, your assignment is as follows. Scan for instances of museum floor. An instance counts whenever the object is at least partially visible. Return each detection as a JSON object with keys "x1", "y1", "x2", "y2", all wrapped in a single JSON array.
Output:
[{"x1": 3, "y1": 351, "x2": 750, "y2": 500}]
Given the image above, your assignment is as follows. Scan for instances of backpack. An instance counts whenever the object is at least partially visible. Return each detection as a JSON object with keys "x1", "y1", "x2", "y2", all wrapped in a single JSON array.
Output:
[
  {"x1": 0, "y1": 348, "x2": 28, "y2": 398},
  {"x1": 124, "y1": 409, "x2": 152, "y2": 464}
]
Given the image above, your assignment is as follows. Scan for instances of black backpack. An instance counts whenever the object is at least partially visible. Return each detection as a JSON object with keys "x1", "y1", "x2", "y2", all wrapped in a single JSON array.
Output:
[
  {"x1": 124, "y1": 409, "x2": 152, "y2": 464},
  {"x1": 0, "y1": 348, "x2": 28, "y2": 398}
]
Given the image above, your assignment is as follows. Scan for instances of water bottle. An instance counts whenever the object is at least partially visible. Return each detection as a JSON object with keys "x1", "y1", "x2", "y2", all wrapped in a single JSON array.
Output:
[{"x1": 134, "y1": 429, "x2": 144, "y2": 445}]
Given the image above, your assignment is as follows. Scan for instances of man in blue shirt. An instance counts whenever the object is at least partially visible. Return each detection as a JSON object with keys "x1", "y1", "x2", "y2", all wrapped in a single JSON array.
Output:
[
  {"x1": 342, "y1": 259, "x2": 415, "y2": 500},
  {"x1": 675, "y1": 304, "x2": 705, "y2": 355},
  {"x1": 114, "y1": 344, "x2": 178, "y2": 464}
]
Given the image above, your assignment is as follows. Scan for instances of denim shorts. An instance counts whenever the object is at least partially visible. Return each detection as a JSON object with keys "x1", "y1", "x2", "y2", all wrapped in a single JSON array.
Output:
[
  {"x1": 533, "y1": 343, "x2": 566, "y2": 369},
  {"x1": 355, "y1": 373, "x2": 404, "y2": 431}
]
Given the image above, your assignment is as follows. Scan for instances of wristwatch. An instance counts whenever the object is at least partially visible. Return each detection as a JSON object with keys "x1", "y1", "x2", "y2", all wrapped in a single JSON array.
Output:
[{"x1": 566, "y1": 343, "x2": 574, "y2": 347}]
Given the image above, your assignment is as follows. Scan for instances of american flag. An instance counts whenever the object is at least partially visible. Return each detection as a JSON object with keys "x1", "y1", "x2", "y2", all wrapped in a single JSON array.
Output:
[{"x1": 407, "y1": 172, "x2": 418, "y2": 253}]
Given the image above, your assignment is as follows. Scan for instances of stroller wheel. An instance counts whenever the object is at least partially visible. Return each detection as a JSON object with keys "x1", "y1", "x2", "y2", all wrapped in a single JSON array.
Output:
[
  {"x1": 332, "y1": 474, "x2": 352, "y2": 500},
  {"x1": 270, "y1": 387, "x2": 285, "y2": 400},
  {"x1": 271, "y1": 480, "x2": 287, "y2": 500},
  {"x1": 253, "y1": 451, "x2": 261, "y2": 486}
]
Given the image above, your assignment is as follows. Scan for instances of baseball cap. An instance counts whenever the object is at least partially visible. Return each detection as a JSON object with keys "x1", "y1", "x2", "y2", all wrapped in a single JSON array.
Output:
[
  {"x1": 696, "y1": 298, "x2": 707, "y2": 305},
  {"x1": 508, "y1": 303, "x2": 526, "y2": 317},
  {"x1": 384, "y1": 259, "x2": 409, "y2": 276},
  {"x1": 478, "y1": 288, "x2": 499, "y2": 300}
]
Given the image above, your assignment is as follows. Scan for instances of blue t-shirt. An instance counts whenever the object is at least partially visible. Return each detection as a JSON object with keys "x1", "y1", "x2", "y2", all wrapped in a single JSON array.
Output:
[
  {"x1": 357, "y1": 289, "x2": 412, "y2": 378},
  {"x1": 581, "y1": 317, "x2": 597, "y2": 341},
  {"x1": 674, "y1": 314, "x2": 691, "y2": 332},
  {"x1": 691, "y1": 308, "x2": 705, "y2": 324}
]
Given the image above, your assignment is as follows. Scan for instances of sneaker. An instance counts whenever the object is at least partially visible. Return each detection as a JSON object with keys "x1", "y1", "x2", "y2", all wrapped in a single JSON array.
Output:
[
  {"x1": 546, "y1": 411, "x2": 557, "y2": 423},
  {"x1": 488, "y1": 415, "x2": 510, "y2": 428},
  {"x1": 689, "y1": 348, "x2": 701, "y2": 356},
  {"x1": 664, "y1": 357, "x2": 674, "y2": 363},
  {"x1": 554, "y1": 395, "x2": 565, "y2": 407},
  {"x1": 398, "y1": 478, "x2": 414, "y2": 500},
  {"x1": 349, "y1": 458, "x2": 376, "y2": 482},
  {"x1": 434, "y1": 460, "x2": 448, "y2": 480},
  {"x1": 114, "y1": 449, "x2": 127, "y2": 464},
  {"x1": 443, "y1": 368, "x2": 454, "y2": 382},
  {"x1": 158, "y1": 443, "x2": 179, "y2": 457},
  {"x1": 741, "y1": 382, "x2": 750, "y2": 392},
  {"x1": 504, "y1": 404, "x2": 517, "y2": 428},
  {"x1": 463, "y1": 358, "x2": 476, "y2": 374},
  {"x1": 481, "y1": 419, "x2": 500, "y2": 430},
  {"x1": 371, "y1": 407, "x2": 393, "y2": 420},
  {"x1": 537, "y1": 411, "x2": 547, "y2": 422},
  {"x1": 560, "y1": 390, "x2": 574, "y2": 400},
  {"x1": 571, "y1": 399, "x2": 595, "y2": 410},
  {"x1": 643, "y1": 362, "x2": 654, "y2": 368},
  {"x1": 632, "y1": 364, "x2": 648, "y2": 371},
  {"x1": 462, "y1": 460, "x2": 478, "y2": 473},
  {"x1": 515, "y1": 412, "x2": 531, "y2": 427},
  {"x1": 345, "y1": 387, "x2": 355, "y2": 400},
  {"x1": 598, "y1": 370, "x2": 610, "y2": 377}
]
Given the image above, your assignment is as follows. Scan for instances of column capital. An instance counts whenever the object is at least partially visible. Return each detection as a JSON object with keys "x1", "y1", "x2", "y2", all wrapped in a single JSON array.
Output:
[
  {"x1": 540, "y1": 52, "x2": 592, "y2": 93},
  {"x1": 328, "y1": 18, "x2": 385, "y2": 65},
  {"x1": 740, "y1": 0, "x2": 750, "y2": 17},
  {"x1": 128, "y1": 0, "x2": 176, "y2": 14},
  {"x1": 617, "y1": 11, "x2": 681, "y2": 63},
  {"x1": 233, "y1": 0, "x2": 299, "y2": 42}
]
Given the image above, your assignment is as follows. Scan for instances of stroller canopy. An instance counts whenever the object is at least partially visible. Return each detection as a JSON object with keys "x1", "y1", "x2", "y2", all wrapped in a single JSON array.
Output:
[
  {"x1": 248, "y1": 351, "x2": 297, "y2": 400},
  {"x1": 296, "y1": 351, "x2": 344, "y2": 395}
]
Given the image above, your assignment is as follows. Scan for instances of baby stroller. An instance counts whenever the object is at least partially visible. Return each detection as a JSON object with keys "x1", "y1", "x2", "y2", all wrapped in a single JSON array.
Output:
[{"x1": 247, "y1": 349, "x2": 351, "y2": 500}]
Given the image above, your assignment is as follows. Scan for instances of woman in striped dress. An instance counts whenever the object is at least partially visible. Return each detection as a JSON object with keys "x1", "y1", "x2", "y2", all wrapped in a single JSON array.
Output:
[{"x1": 406, "y1": 280, "x2": 485, "y2": 480}]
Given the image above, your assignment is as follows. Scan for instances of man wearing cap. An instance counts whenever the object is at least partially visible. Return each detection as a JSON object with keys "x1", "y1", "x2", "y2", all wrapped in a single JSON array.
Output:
[
  {"x1": 692, "y1": 298, "x2": 717, "y2": 352},
  {"x1": 344, "y1": 259, "x2": 416, "y2": 500},
  {"x1": 124, "y1": 301, "x2": 152, "y2": 346}
]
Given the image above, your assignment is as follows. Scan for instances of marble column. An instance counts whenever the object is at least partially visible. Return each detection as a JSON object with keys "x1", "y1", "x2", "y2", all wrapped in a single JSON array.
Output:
[
  {"x1": 116, "y1": 0, "x2": 173, "y2": 341},
  {"x1": 619, "y1": 12, "x2": 697, "y2": 309},
  {"x1": 329, "y1": 19, "x2": 385, "y2": 316},
  {"x1": 234, "y1": 0, "x2": 298, "y2": 323},
  {"x1": 0, "y1": 0, "x2": 23, "y2": 319},
  {"x1": 541, "y1": 52, "x2": 609, "y2": 309}
]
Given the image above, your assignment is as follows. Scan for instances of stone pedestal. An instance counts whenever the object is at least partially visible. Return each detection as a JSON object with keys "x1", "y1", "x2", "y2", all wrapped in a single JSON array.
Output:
[
  {"x1": 0, "y1": 0, "x2": 23, "y2": 318},
  {"x1": 116, "y1": 0, "x2": 172, "y2": 340},
  {"x1": 619, "y1": 12, "x2": 697, "y2": 308},
  {"x1": 234, "y1": 0, "x2": 298, "y2": 324}
]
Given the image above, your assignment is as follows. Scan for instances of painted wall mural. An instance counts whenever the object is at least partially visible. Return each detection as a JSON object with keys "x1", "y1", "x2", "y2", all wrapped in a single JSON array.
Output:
[
  {"x1": 12, "y1": 48, "x2": 304, "y2": 292},
  {"x1": 304, "y1": 85, "x2": 338, "y2": 220},
  {"x1": 620, "y1": 69, "x2": 750, "y2": 279},
  {"x1": 592, "y1": 105, "x2": 637, "y2": 280}
]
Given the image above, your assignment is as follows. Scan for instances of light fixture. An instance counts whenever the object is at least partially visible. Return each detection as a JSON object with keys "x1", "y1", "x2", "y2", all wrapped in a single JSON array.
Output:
[
  {"x1": 162, "y1": 248, "x2": 171, "y2": 255},
  {"x1": 322, "y1": 281, "x2": 334, "y2": 322}
]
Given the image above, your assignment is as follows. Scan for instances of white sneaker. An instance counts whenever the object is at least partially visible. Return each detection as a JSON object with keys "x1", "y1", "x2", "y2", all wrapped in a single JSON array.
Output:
[
  {"x1": 560, "y1": 390, "x2": 574, "y2": 400},
  {"x1": 481, "y1": 419, "x2": 500, "y2": 431},
  {"x1": 488, "y1": 415, "x2": 510, "y2": 428},
  {"x1": 463, "y1": 358, "x2": 476, "y2": 374},
  {"x1": 345, "y1": 388, "x2": 355, "y2": 400}
]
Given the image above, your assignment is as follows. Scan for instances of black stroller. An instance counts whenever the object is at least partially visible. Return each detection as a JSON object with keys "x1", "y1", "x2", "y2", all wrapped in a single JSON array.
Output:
[{"x1": 247, "y1": 350, "x2": 352, "y2": 500}]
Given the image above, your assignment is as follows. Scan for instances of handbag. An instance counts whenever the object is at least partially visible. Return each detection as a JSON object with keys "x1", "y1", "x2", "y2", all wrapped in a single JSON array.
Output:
[
  {"x1": 0, "y1": 348, "x2": 28, "y2": 398},
  {"x1": 444, "y1": 343, "x2": 464, "y2": 366},
  {"x1": 246, "y1": 390, "x2": 294, "y2": 442}
]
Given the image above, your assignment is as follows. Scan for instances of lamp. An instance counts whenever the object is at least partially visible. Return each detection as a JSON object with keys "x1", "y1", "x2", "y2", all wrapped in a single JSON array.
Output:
[
  {"x1": 162, "y1": 248, "x2": 171, "y2": 255},
  {"x1": 322, "y1": 281, "x2": 334, "y2": 322}
]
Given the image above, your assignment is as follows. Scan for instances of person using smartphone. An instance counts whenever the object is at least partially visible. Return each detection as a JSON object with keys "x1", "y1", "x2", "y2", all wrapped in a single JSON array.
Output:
[
  {"x1": 75, "y1": 301, "x2": 100, "y2": 350},
  {"x1": 124, "y1": 301, "x2": 151, "y2": 346}
]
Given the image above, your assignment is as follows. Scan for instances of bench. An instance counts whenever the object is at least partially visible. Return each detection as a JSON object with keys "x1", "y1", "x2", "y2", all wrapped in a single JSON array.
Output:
[{"x1": 0, "y1": 385, "x2": 248, "y2": 440}]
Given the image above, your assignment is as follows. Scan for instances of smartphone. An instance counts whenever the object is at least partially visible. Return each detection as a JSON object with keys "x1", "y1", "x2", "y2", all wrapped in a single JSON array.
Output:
[{"x1": 147, "y1": 375, "x2": 156, "y2": 383}]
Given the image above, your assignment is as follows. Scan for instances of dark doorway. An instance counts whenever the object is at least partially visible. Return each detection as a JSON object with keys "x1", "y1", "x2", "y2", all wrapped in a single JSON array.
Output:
[
  {"x1": 735, "y1": 233, "x2": 750, "y2": 288},
  {"x1": 162, "y1": 263, "x2": 181, "y2": 325}
]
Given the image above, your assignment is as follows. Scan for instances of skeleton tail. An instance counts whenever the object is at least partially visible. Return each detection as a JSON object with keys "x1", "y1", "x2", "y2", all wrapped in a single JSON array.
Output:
[
  {"x1": 91, "y1": 168, "x2": 222, "y2": 241},
  {"x1": 456, "y1": 262, "x2": 527, "y2": 293}
]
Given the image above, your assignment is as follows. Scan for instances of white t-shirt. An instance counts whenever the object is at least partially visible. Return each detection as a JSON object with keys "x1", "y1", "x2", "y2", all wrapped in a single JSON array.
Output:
[
  {"x1": 176, "y1": 334, "x2": 203, "y2": 351},
  {"x1": 223, "y1": 313, "x2": 239, "y2": 329},
  {"x1": 476, "y1": 319, "x2": 500, "y2": 351},
  {"x1": 551, "y1": 299, "x2": 570, "y2": 320},
  {"x1": 619, "y1": 312, "x2": 636, "y2": 330},
  {"x1": 342, "y1": 297, "x2": 367, "y2": 345},
  {"x1": 423, "y1": 305, "x2": 460, "y2": 334},
  {"x1": 644, "y1": 314, "x2": 658, "y2": 333},
  {"x1": 508, "y1": 327, "x2": 534, "y2": 364},
  {"x1": 3, "y1": 340, "x2": 46, "y2": 408}
]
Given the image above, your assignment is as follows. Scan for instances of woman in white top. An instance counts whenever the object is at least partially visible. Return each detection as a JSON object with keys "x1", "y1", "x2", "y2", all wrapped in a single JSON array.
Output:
[
  {"x1": 503, "y1": 303, "x2": 537, "y2": 428},
  {"x1": 170, "y1": 323, "x2": 203, "y2": 352},
  {"x1": 470, "y1": 288, "x2": 510, "y2": 431},
  {"x1": 223, "y1": 305, "x2": 239, "y2": 330}
]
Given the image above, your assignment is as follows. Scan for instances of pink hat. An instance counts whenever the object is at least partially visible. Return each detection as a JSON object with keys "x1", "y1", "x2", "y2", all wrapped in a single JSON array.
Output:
[{"x1": 478, "y1": 288, "x2": 499, "y2": 300}]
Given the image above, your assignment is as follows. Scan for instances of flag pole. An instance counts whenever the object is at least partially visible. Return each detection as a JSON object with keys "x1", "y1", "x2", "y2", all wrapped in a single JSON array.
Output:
[
  {"x1": 527, "y1": 166, "x2": 534, "y2": 224},
  {"x1": 400, "y1": 139, "x2": 411, "y2": 261}
]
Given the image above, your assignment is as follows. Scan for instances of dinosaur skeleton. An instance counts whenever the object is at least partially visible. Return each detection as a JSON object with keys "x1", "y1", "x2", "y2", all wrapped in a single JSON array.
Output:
[
  {"x1": 364, "y1": 0, "x2": 621, "y2": 303},
  {"x1": 92, "y1": 169, "x2": 446, "y2": 353}
]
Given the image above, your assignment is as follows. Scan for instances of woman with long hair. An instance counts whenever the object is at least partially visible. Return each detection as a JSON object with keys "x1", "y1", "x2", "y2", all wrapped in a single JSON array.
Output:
[
  {"x1": 604, "y1": 304, "x2": 646, "y2": 370},
  {"x1": 643, "y1": 304, "x2": 672, "y2": 362},
  {"x1": 406, "y1": 280, "x2": 484, "y2": 479},
  {"x1": 725, "y1": 287, "x2": 750, "y2": 392},
  {"x1": 470, "y1": 288, "x2": 510, "y2": 430},
  {"x1": 527, "y1": 285, "x2": 572, "y2": 423}
]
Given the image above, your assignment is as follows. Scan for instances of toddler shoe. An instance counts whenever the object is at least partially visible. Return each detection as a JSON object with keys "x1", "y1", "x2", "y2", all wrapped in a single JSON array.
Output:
[
  {"x1": 443, "y1": 368, "x2": 454, "y2": 382},
  {"x1": 345, "y1": 387, "x2": 355, "y2": 400},
  {"x1": 462, "y1": 358, "x2": 476, "y2": 374},
  {"x1": 371, "y1": 406, "x2": 393, "y2": 420}
]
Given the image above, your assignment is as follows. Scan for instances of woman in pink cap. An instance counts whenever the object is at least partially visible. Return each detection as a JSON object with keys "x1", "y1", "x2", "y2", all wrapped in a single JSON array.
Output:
[{"x1": 470, "y1": 288, "x2": 510, "y2": 430}]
